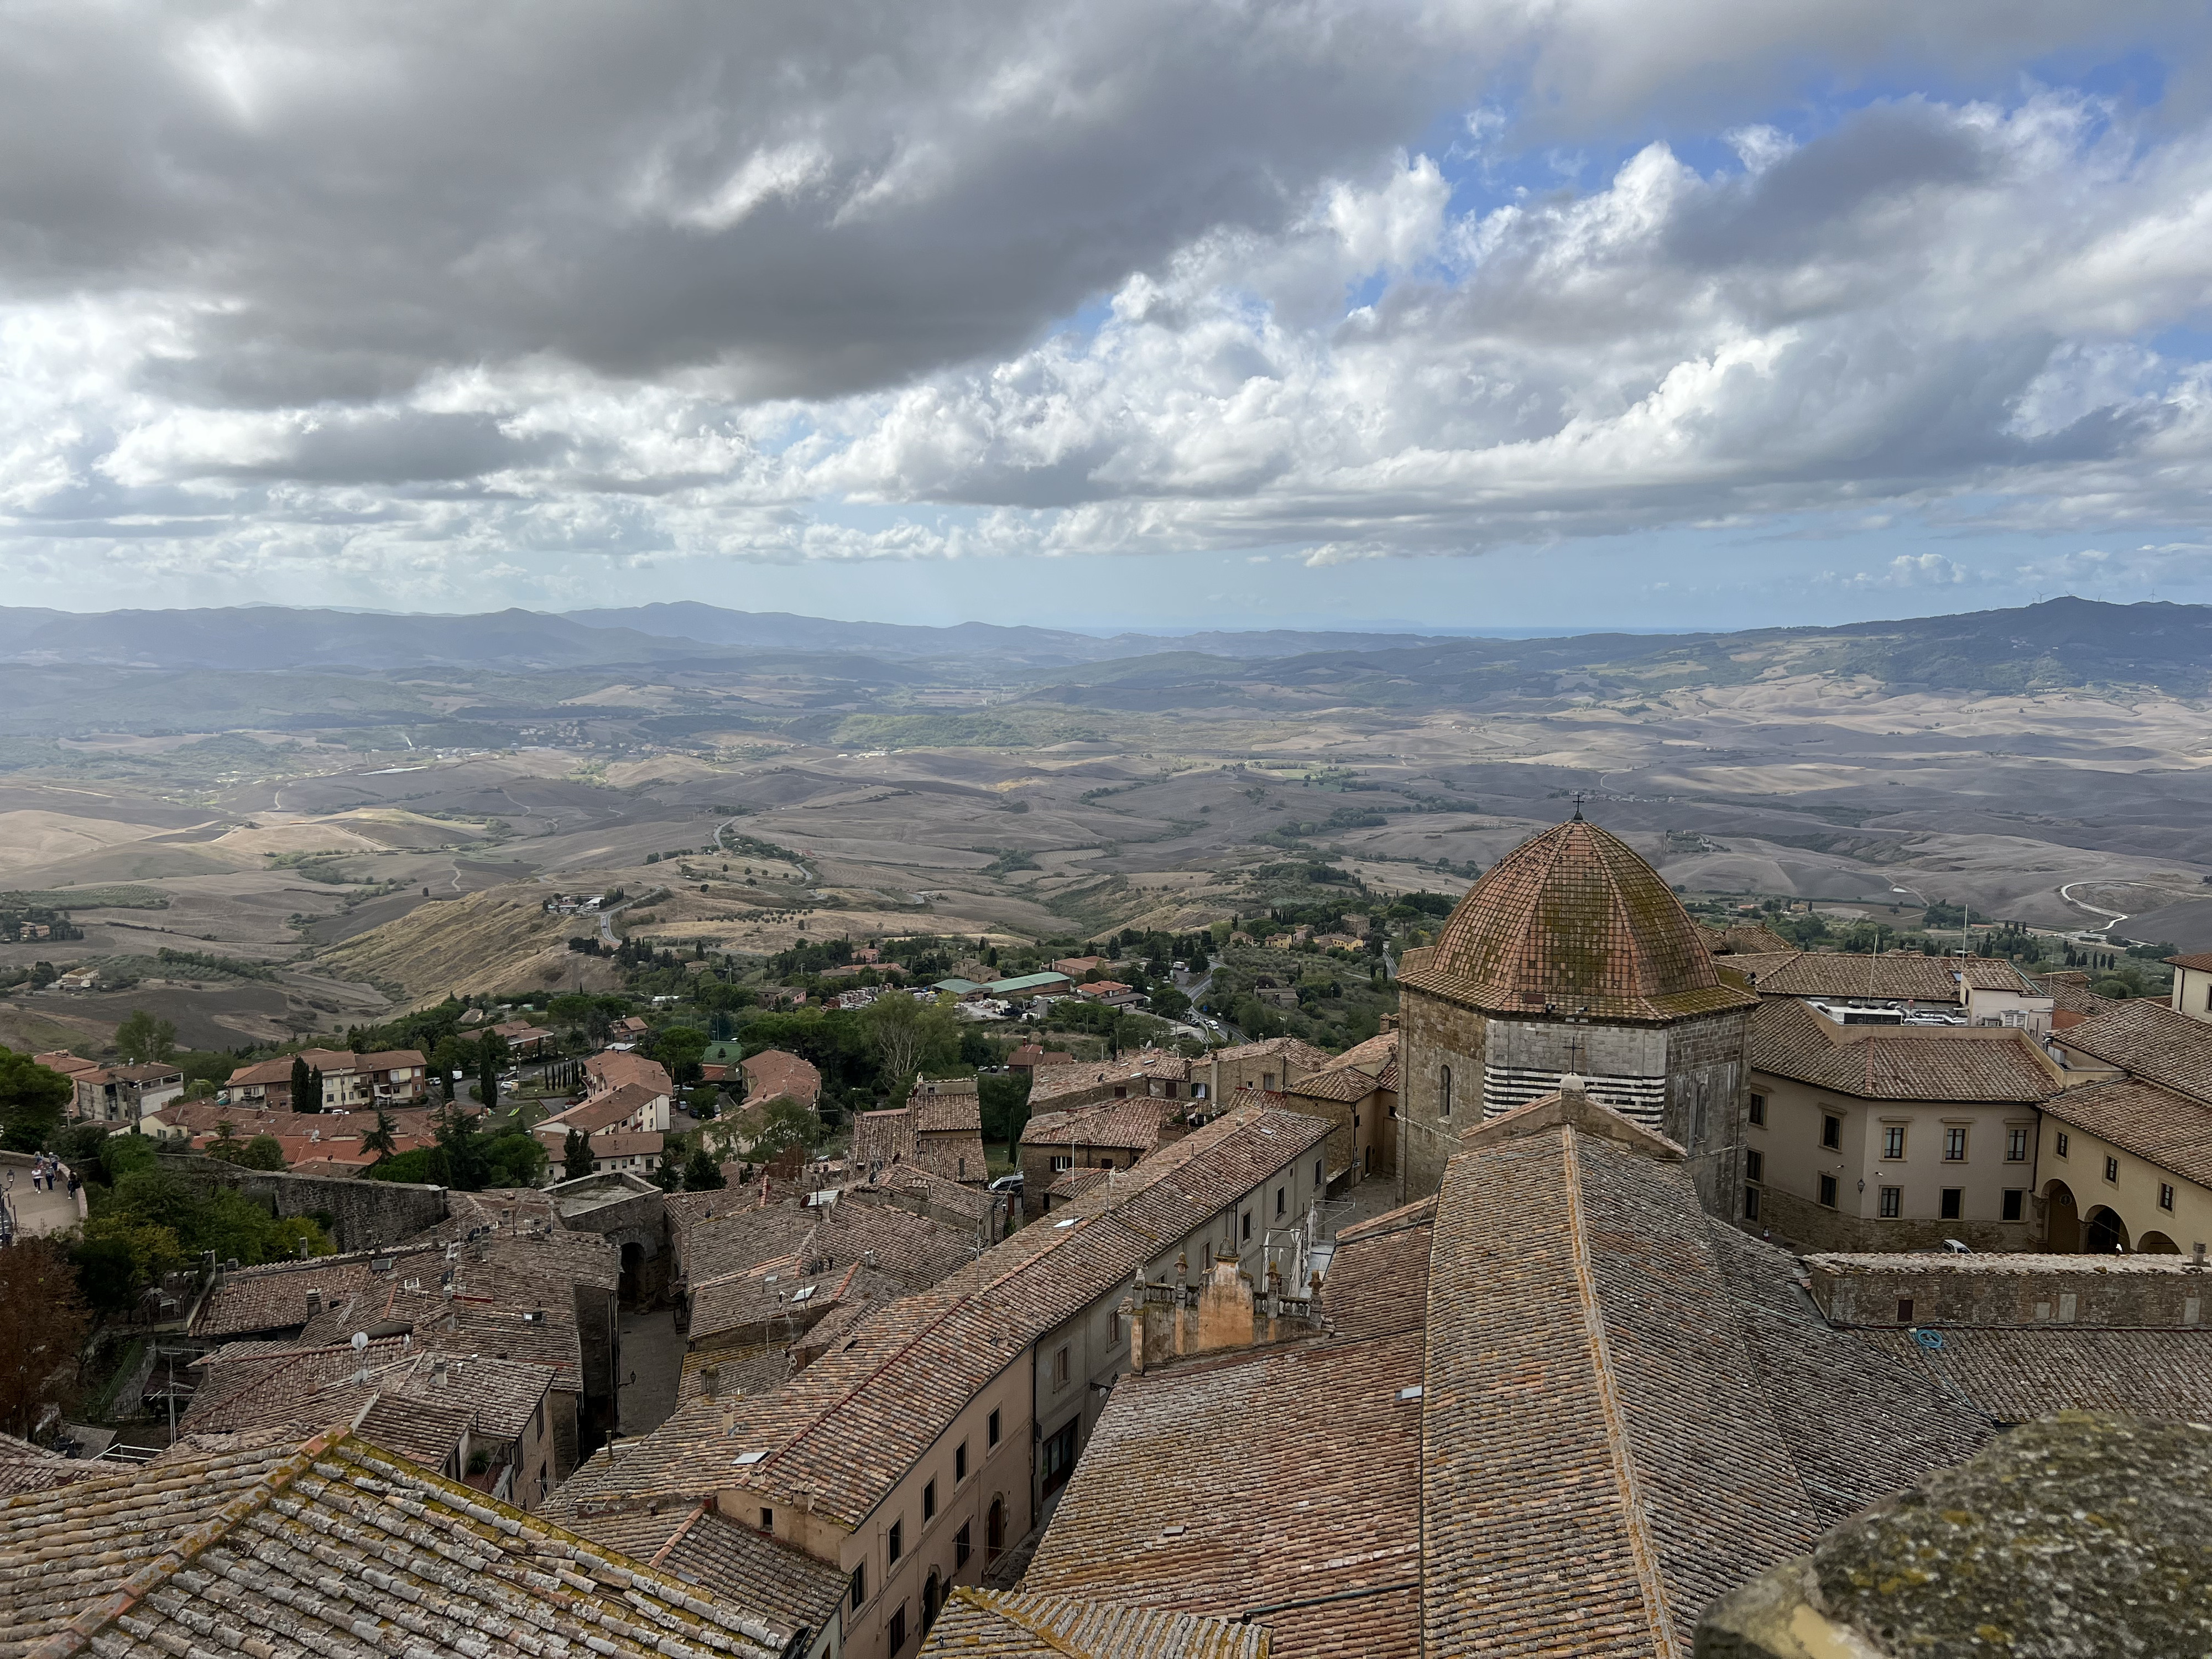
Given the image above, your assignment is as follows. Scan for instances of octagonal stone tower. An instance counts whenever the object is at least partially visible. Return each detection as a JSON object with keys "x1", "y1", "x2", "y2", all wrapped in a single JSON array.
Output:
[{"x1": 1395, "y1": 813, "x2": 1758, "y2": 1218}]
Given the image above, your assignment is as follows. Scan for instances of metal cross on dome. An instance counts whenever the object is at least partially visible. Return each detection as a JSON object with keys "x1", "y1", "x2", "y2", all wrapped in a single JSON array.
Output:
[{"x1": 1570, "y1": 790, "x2": 1588, "y2": 821}]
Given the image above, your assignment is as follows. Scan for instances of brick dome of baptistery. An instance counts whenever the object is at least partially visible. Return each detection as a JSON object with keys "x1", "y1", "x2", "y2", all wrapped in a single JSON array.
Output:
[{"x1": 1396, "y1": 815, "x2": 1756, "y2": 1024}]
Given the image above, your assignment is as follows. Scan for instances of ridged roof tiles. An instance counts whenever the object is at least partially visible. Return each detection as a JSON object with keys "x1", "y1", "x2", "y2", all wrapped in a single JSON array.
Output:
[{"x1": 1400, "y1": 817, "x2": 1756, "y2": 1024}]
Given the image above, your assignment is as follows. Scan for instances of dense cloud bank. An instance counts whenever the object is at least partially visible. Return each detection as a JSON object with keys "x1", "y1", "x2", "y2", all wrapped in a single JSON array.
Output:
[{"x1": 0, "y1": 2, "x2": 2206, "y2": 603}]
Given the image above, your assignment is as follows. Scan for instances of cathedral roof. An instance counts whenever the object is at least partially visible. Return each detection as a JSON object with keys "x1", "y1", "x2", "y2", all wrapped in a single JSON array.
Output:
[{"x1": 1397, "y1": 816, "x2": 1756, "y2": 1024}]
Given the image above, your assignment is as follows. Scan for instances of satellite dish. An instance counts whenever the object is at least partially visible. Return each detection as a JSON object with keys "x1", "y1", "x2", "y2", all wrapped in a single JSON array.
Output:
[{"x1": 351, "y1": 1331, "x2": 369, "y2": 1353}]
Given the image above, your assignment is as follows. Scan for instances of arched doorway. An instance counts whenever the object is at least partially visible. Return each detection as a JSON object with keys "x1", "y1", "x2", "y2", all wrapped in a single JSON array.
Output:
[
  {"x1": 922, "y1": 1571, "x2": 942, "y2": 1631},
  {"x1": 2084, "y1": 1206, "x2": 2130, "y2": 1254},
  {"x1": 2044, "y1": 1181, "x2": 2081, "y2": 1251},
  {"x1": 2139, "y1": 1230, "x2": 2180, "y2": 1255},
  {"x1": 985, "y1": 1495, "x2": 1005, "y2": 1563}
]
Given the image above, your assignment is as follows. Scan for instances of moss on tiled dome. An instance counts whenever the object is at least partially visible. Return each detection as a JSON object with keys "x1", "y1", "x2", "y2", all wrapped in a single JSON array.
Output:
[{"x1": 1398, "y1": 817, "x2": 1756, "y2": 1024}]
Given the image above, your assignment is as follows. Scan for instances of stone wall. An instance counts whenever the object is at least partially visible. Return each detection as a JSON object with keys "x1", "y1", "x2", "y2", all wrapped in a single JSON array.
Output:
[
  {"x1": 1660, "y1": 1008, "x2": 1752, "y2": 1220},
  {"x1": 1806, "y1": 1251, "x2": 2212, "y2": 1328},
  {"x1": 159, "y1": 1154, "x2": 447, "y2": 1251},
  {"x1": 550, "y1": 1175, "x2": 672, "y2": 1308},
  {"x1": 1396, "y1": 980, "x2": 1486, "y2": 1200},
  {"x1": 1757, "y1": 1186, "x2": 2033, "y2": 1255}
]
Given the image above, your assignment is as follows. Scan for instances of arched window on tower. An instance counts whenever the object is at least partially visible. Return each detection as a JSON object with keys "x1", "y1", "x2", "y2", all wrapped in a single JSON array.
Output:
[{"x1": 1439, "y1": 1065, "x2": 1453, "y2": 1118}]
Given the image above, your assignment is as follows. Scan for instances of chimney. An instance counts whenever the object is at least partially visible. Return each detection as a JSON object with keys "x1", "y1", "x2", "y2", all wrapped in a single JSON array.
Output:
[
  {"x1": 307, "y1": 1290, "x2": 322, "y2": 1318},
  {"x1": 432, "y1": 1358, "x2": 447, "y2": 1386},
  {"x1": 701, "y1": 1363, "x2": 721, "y2": 1401},
  {"x1": 1379, "y1": 1013, "x2": 1397, "y2": 1035}
]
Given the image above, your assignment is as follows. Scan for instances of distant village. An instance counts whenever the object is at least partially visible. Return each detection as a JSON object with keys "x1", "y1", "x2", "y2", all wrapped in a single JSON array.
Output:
[{"x1": 2, "y1": 817, "x2": 2209, "y2": 1656}]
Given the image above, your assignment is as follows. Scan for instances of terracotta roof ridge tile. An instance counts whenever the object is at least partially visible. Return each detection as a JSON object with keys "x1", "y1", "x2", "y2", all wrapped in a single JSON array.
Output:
[
  {"x1": 954, "y1": 1589, "x2": 1100, "y2": 1658},
  {"x1": 1558, "y1": 1126, "x2": 1684, "y2": 1659},
  {"x1": 646, "y1": 1500, "x2": 712, "y2": 1568}
]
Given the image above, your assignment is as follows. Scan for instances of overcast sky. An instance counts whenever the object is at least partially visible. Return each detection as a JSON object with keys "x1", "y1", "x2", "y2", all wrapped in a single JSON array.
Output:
[{"x1": 2, "y1": 2, "x2": 2209, "y2": 629}]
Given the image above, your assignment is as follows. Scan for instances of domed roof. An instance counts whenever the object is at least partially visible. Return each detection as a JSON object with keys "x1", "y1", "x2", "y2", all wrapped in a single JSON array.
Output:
[{"x1": 1397, "y1": 816, "x2": 1756, "y2": 1023}]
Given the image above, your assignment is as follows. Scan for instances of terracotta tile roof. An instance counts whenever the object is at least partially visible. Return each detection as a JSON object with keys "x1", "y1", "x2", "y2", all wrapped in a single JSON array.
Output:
[
  {"x1": 186, "y1": 1337, "x2": 559, "y2": 1446},
  {"x1": 740, "y1": 1049, "x2": 821, "y2": 1107},
  {"x1": 922, "y1": 1589, "x2": 1268, "y2": 1657},
  {"x1": 191, "y1": 1248, "x2": 440, "y2": 1339},
  {"x1": 1284, "y1": 1066, "x2": 1376, "y2": 1103},
  {"x1": 853, "y1": 1105, "x2": 991, "y2": 1182},
  {"x1": 564, "y1": 1106, "x2": 1333, "y2": 1533},
  {"x1": 682, "y1": 1196, "x2": 972, "y2": 1301},
  {"x1": 1860, "y1": 1326, "x2": 2212, "y2": 1423},
  {"x1": 910, "y1": 1076, "x2": 982, "y2": 1133},
  {"x1": 354, "y1": 1047, "x2": 428, "y2": 1070},
  {"x1": 1203, "y1": 1037, "x2": 1331, "y2": 1073},
  {"x1": 2168, "y1": 952, "x2": 2212, "y2": 973},
  {"x1": 2055, "y1": 999, "x2": 2212, "y2": 1104},
  {"x1": 1046, "y1": 1166, "x2": 1111, "y2": 1201},
  {"x1": 1730, "y1": 950, "x2": 2044, "y2": 1001},
  {"x1": 680, "y1": 1343, "x2": 795, "y2": 1404},
  {"x1": 2031, "y1": 971, "x2": 2118, "y2": 1018},
  {"x1": 0, "y1": 1427, "x2": 800, "y2": 1659},
  {"x1": 640, "y1": 1505, "x2": 851, "y2": 1639},
  {"x1": 2043, "y1": 1076, "x2": 2212, "y2": 1188},
  {"x1": 1402, "y1": 818, "x2": 1757, "y2": 1024},
  {"x1": 0, "y1": 1433, "x2": 97, "y2": 1498},
  {"x1": 1023, "y1": 1328, "x2": 1423, "y2": 1658},
  {"x1": 546, "y1": 1081, "x2": 665, "y2": 1134},
  {"x1": 688, "y1": 1254, "x2": 911, "y2": 1347},
  {"x1": 1749, "y1": 998, "x2": 2062, "y2": 1102},
  {"x1": 1021, "y1": 1097, "x2": 1178, "y2": 1152},
  {"x1": 851, "y1": 1161, "x2": 1000, "y2": 1223},
  {"x1": 587, "y1": 1048, "x2": 674, "y2": 1097},
  {"x1": 1414, "y1": 1108, "x2": 1992, "y2": 1656}
]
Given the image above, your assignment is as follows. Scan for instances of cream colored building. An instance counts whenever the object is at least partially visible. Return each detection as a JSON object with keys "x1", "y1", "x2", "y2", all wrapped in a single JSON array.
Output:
[
  {"x1": 1746, "y1": 998, "x2": 2062, "y2": 1251},
  {"x1": 2037, "y1": 1077, "x2": 2212, "y2": 1254},
  {"x1": 2168, "y1": 952, "x2": 2212, "y2": 1025}
]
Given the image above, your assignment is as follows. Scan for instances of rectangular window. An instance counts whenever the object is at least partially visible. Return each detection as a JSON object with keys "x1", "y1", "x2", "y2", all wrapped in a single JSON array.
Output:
[
  {"x1": 1745, "y1": 1148, "x2": 1764, "y2": 1183},
  {"x1": 1943, "y1": 1127, "x2": 1968, "y2": 1162},
  {"x1": 1240, "y1": 1211, "x2": 1252, "y2": 1241},
  {"x1": 760, "y1": 1507, "x2": 774, "y2": 1532},
  {"x1": 889, "y1": 1605, "x2": 907, "y2": 1652},
  {"x1": 1749, "y1": 1093, "x2": 1766, "y2": 1126},
  {"x1": 1743, "y1": 1185, "x2": 1761, "y2": 1221},
  {"x1": 954, "y1": 1522, "x2": 972, "y2": 1569},
  {"x1": 988, "y1": 1408, "x2": 1001, "y2": 1447},
  {"x1": 1314, "y1": 1160, "x2": 1322, "y2": 1186},
  {"x1": 851, "y1": 1563, "x2": 866, "y2": 1611},
  {"x1": 2105, "y1": 1155, "x2": 2121, "y2": 1184},
  {"x1": 1940, "y1": 1188, "x2": 1963, "y2": 1220},
  {"x1": 1879, "y1": 1186, "x2": 1902, "y2": 1218},
  {"x1": 2006, "y1": 1127, "x2": 2029, "y2": 1162},
  {"x1": 1041, "y1": 1421, "x2": 1079, "y2": 1496},
  {"x1": 888, "y1": 1520, "x2": 903, "y2": 1563},
  {"x1": 1051, "y1": 1155, "x2": 1071, "y2": 1172},
  {"x1": 955, "y1": 1441, "x2": 968, "y2": 1482},
  {"x1": 923, "y1": 1480, "x2": 936, "y2": 1522},
  {"x1": 1896, "y1": 1298, "x2": 1914, "y2": 1324},
  {"x1": 1821, "y1": 1114, "x2": 1841, "y2": 1151},
  {"x1": 1818, "y1": 1173, "x2": 1838, "y2": 1208},
  {"x1": 1056, "y1": 1345, "x2": 1073, "y2": 1386},
  {"x1": 2056, "y1": 1131, "x2": 2069, "y2": 1158},
  {"x1": 2002, "y1": 1188, "x2": 2025, "y2": 1222},
  {"x1": 1275, "y1": 1186, "x2": 1285, "y2": 1218},
  {"x1": 1882, "y1": 1126, "x2": 1906, "y2": 1160},
  {"x1": 2162, "y1": 1183, "x2": 2177, "y2": 1212}
]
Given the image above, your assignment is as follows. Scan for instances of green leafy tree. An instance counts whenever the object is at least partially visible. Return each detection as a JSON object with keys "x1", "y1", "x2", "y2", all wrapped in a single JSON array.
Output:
[
  {"x1": 651, "y1": 1140, "x2": 685, "y2": 1191},
  {"x1": 651, "y1": 1025, "x2": 709, "y2": 1085},
  {"x1": 98, "y1": 1131, "x2": 158, "y2": 1185},
  {"x1": 72, "y1": 1214, "x2": 186, "y2": 1313},
  {"x1": 746, "y1": 1097, "x2": 820, "y2": 1161},
  {"x1": 237, "y1": 1134, "x2": 287, "y2": 1171},
  {"x1": 482, "y1": 1131, "x2": 546, "y2": 1189},
  {"x1": 979, "y1": 1071, "x2": 1032, "y2": 1153},
  {"x1": 206, "y1": 1120, "x2": 243, "y2": 1162},
  {"x1": 0, "y1": 1239, "x2": 90, "y2": 1436},
  {"x1": 114, "y1": 1009, "x2": 178, "y2": 1065},
  {"x1": 362, "y1": 1107, "x2": 399, "y2": 1164},
  {"x1": 0, "y1": 1048, "x2": 73, "y2": 1152},
  {"x1": 289, "y1": 1054, "x2": 324, "y2": 1113},
  {"x1": 562, "y1": 1128, "x2": 597, "y2": 1181},
  {"x1": 430, "y1": 1107, "x2": 492, "y2": 1191},
  {"x1": 682, "y1": 1146, "x2": 727, "y2": 1191}
]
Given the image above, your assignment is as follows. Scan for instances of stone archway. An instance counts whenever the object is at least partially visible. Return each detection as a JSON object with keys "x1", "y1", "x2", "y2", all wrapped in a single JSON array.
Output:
[
  {"x1": 2084, "y1": 1205, "x2": 2130, "y2": 1254},
  {"x1": 2139, "y1": 1230, "x2": 2180, "y2": 1255},
  {"x1": 619, "y1": 1240, "x2": 644, "y2": 1305},
  {"x1": 2044, "y1": 1181, "x2": 2081, "y2": 1251}
]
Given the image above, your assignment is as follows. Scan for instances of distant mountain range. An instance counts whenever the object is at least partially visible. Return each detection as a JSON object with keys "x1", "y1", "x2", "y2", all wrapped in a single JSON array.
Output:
[{"x1": 1, "y1": 596, "x2": 2208, "y2": 694}]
